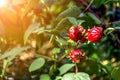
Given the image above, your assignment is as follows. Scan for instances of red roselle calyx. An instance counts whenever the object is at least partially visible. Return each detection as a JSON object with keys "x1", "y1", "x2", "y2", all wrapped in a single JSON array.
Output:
[
  {"x1": 68, "y1": 26, "x2": 87, "y2": 43},
  {"x1": 70, "y1": 49, "x2": 86, "y2": 63},
  {"x1": 88, "y1": 27, "x2": 103, "y2": 42},
  {"x1": 68, "y1": 26, "x2": 82, "y2": 41}
]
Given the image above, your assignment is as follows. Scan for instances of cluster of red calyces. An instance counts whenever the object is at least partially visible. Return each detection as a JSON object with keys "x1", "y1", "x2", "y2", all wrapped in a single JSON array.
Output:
[{"x1": 68, "y1": 26, "x2": 103, "y2": 63}]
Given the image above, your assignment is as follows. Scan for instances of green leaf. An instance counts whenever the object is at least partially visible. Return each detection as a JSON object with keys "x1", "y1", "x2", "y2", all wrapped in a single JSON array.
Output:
[
  {"x1": 55, "y1": 76, "x2": 62, "y2": 80},
  {"x1": 0, "y1": 60, "x2": 8, "y2": 77},
  {"x1": 62, "y1": 73, "x2": 75, "y2": 80},
  {"x1": 49, "y1": 64, "x2": 57, "y2": 76},
  {"x1": 33, "y1": 27, "x2": 59, "y2": 35},
  {"x1": 68, "y1": 17, "x2": 78, "y2": 26},
  {"x1": 62, "y1": 72, "x2": 90, "y2": 80},
  {"x1": 111, "y1": 67, "x2": 120, "y2": 80},
  {"x1": 114, "y1": 26, "x2": 120, "y2": 30},
  {"x1": 87, "y1": 60, "x2": 99, "y2": 74},
  {"x1": 0, "y1": 47, "x2": 30, "y2": 77},
  {"x1": 77, "y1": 20, "x2": 85, "y2": 26},
  {"x1": 29, "y1": 58, "x2": 45, "y2": 72},
  {"x1": 77, "y1": 72, "x2": 90, "y2": 80},
  {"x1": 56, "y1": 5, "x2": 81, "y2": 21},
  {"x1": 49, "y1": 35, "x2": 56, "y2": 44},
  {"x1": 33, "y1": 27, "x2": 45, "y2": 34},
  {"x1": 59, "y1": 64, "x2": 75, "y2": 75},
  {"x1": 40, "y1": 74, "x2": 50, "y2": 80},
  {"x1": 93, "y1": 0, "x2": 106, "y2": 7},
  {"x1": 81, "y1": 15, "x2": 95, "y2": 28},
  {"x1": 44, "y1": 30, "x2": 60, "y2": 35},
  {"x1": 56, "y1": 38, "x2": 68, "y2": 46},
  {"x1": 21, "y1": 0, "x2": 39, "y2": 18},
  {"x1": 87, "y1": 12, "x2": 101, "y2": 24},
  {"x1": 105, "y1": 0, "x2": 120, "y2": 4},
  {"x1": 0, "y1": 46, "x2": 30, "y2": 61},
  {"x1": 24, "y1": 22, "x2": 40, "y2": 44},
  {"x1": 104, "y1": 27, "x2": 114, "y2": 35},
  {"x1": 55, "y1": 17, "x2": 72, "y2": 32},
  {"x1": 52, "y1": 48, "x2": 61, "y2": 54}
]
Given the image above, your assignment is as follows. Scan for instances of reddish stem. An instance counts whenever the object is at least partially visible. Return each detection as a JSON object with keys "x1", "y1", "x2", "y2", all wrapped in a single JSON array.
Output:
[{"x1": 75, "y1": 64, "x2": 78, "y2": 75}]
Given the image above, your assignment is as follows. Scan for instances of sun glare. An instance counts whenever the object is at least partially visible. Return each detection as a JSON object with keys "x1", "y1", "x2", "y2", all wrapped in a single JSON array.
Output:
[{"x1": 0, "y1": 0, "x2": 7, "y2": 7}]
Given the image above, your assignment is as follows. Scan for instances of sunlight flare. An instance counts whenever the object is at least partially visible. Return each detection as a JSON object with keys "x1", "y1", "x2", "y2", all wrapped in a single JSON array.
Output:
[{"x1": 0, "y1": 0, "x2": 7, "y2": 7}]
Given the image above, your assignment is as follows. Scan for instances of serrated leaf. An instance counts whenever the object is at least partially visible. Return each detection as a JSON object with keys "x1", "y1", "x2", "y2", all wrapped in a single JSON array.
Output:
[
  {"x1": 62, "y1": 72, "x2": 90, "y2": 80},
  {"x1": 111, "y1": 67, "x2": 120, "y2": 80},
  {"x1": 29, "y1": 58, "x2": 45, "y2": 72},
  {"x1": 87, "y1": 12, "x2": 101, "y2": 24},
  {"x1": 40, "y1": 74, "x2": 50, "y2": 80},
  {"x1": 56, "y1": 6, "x2": 81, "y2": 21},
  {"x1": 21, "y1": 0, "x2": 39, "y2": 18},
  {"x1": 0, "y1": 46, "x2": 30, "y2": 61},
  {"x1": 59, "y1": 64, "x2": 75, "y2": 75},
  {"x1": 68, "y1": 17, "x2": 77, "y2": 26},
  {"x1": 24, "y1": 22, "x2": 40, "y2": 44}
]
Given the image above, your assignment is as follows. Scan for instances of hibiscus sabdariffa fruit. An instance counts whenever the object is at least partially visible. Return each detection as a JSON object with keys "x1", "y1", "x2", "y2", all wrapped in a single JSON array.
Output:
[
  {"x1": 68, "y1": 26, "x2": 82, "y2": 42},
  {"x1": 70, "y1": 49, "x2": 86, "y2": 63},
  {"x1": 88, "y1": 27, "x2": 103, "y2": 42},
  {"x1": 68, "y1": 26, "x2": 87, "y2": 43}
]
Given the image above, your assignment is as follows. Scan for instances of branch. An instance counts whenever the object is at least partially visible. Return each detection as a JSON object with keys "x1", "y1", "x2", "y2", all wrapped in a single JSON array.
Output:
[
  {"x1": 76, "y1": 0, "x2": 101, "y2": 22},
  {"x1": 82, "y1": 0, "x2": 95, "y2": 13}
]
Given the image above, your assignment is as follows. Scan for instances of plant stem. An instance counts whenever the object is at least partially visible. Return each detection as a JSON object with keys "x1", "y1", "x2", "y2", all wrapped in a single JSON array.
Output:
[
  {"x1": 58, "y1": 53, "x2": 68, "y2": 62},
  {"x1": 82, "y1": 0, "x2": 95, "y2": 13},
  {"x1": 75, "y1": 63, "x2": 78, "y2": 75},
  {"x1": 77, "y1": 0, "x2": 102, "y2": 22}
]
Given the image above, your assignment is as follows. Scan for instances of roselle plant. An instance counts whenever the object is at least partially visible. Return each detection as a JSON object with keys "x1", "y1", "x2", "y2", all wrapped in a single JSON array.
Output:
[{"x1": 0, "y1": 0, "x2": 120, "y2": 80}]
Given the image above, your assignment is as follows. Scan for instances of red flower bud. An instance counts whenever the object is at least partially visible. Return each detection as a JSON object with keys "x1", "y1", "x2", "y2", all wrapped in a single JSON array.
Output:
[
  {"x1": 88, "y1": 27, "x2": 103, "y2": 42},
  {"x1": 70, "y1": 49, "x2": 86, "y2": 63}
]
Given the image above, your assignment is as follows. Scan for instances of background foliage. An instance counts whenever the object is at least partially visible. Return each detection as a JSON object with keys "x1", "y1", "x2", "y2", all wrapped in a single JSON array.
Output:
[{"x1": 0, "y1": 0, "x2": 120, "y2": 80}]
